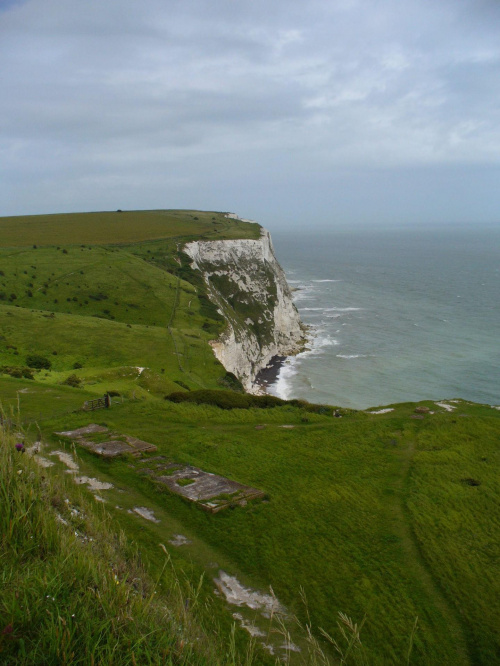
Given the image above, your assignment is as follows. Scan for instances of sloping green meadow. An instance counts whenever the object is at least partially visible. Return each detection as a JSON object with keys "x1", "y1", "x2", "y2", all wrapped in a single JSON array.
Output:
[
  {"x1": 0, "y1": 209, "x2": 260, "y2": 247},
  {"x1": 0, "y1": 213, "x2": 243, "y2": 398},
  {"x1": 1, "y1": 211, "x2": 499, "y2": 664},
  {"x1": 35, "y1": 397, "x2": 499, "y2": 665}
]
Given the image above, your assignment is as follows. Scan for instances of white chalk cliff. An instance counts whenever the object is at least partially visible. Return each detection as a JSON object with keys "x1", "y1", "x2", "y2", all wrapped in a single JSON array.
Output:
[{"x1": 184, "y1": 226, "x2": 303, "y2": 392}]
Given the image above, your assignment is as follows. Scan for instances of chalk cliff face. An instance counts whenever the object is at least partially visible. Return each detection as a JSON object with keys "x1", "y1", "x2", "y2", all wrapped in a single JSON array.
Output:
[{"x1": 184, "y1": 227, "x2": 303, "y2": 392}]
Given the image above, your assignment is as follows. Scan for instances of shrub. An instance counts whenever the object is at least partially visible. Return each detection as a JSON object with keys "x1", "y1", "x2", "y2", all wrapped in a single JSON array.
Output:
[
  {"x1": 174, "y1": 380, "x2": 190, "y2": 391},
  {"x1": 217, "y1": 372, "x2": 244, "y2": 392},
  {"x1": 73, "y1": 362, "x2": 83, "y2": 369},
  {"x1": 3, "y1": 367, "x2": 23, "y2": 378},
  {"x1": 62, "y1": 374, "x2": 81, "y2": 388},
  {"x1": 165, "y1": 389, "x2": 335, "y2": 415},
  {"x1": 0, "y1": 366, "x2": 34, "y2": 379},
  {"x1": 167, "y1": 390, "x2": 271, "y2": 410},
  {"x1": 26, "y1": 354, "x2": 52, "y2": 370}
]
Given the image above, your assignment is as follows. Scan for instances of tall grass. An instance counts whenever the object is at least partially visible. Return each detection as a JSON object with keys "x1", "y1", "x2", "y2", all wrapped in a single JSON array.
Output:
[{"x1": 0, "y1": 420, "x2": 252, "y2": 665}]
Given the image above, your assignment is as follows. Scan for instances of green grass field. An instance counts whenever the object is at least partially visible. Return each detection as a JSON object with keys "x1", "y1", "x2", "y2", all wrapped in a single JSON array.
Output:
[
  {"x1": 1, "y1": 210, "x2": 499, "y2": 664},
  {"x1": 0, "y1": 212, "x2": 247, "y2": 398},
  {"x1": 33, "y1": 398, "x2": 497, "y2": 665},
  {"x1": 0, "y1": 209, "x2": 260, "y2": 247}
]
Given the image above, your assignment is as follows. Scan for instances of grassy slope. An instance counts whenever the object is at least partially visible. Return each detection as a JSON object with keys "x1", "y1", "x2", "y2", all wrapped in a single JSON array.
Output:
[
  {"x1": 38, "y1": 398, "x2": 499, "y2": 665},
  {"x1": 1, "y1": 210, "x2": 499, "y2": 664},
  {"x1": 0, "y1": 211, "x2": 254, "y2": 398},
  {"x1": 0, "y1": 424, "x2": 256, "y2": 665}
]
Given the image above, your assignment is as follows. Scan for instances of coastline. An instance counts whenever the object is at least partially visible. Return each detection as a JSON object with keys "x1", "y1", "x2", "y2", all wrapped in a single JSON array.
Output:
[
  {"x1": 255, "y1": 324, "x2": 313, "y2": 398},
  {"x1": 253, "y1": 355, "x2": 287, "y2": 391}
]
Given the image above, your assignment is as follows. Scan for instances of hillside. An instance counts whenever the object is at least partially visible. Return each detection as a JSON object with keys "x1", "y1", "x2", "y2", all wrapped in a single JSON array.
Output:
[
  {"x1": 1, "y1": 210, "x2": 499, "y2": 665},
  {"x1": 0, "y1": 210, "x2": 260, "y2": 400}
]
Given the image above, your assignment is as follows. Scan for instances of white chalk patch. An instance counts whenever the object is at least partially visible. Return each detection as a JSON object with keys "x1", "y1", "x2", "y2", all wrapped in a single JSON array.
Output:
[
  {"x1": 169, "y1": 534, "x2": 191, "y2": 546},
  {"x1": 27, "y1": 441, "x2": 43, "y2": 454},
  {"x1": 131, "y1": 506, "x2": 160, "y2": 523},
  {"x1": 49, "y1": 450, "x2": 79, "y2": 471},
  {"x1": 232, "y1": 613, "x2": 265, "y2": 637},
  {"x1": 94, "y1": 495, "x2": 106, "y2": 503},
  {"x1": 74, "y1": 476, "x2": 113, "y2": 491},
  {"x1": 214, "y1": 571, "x2": 285, "y2": 616},
  {"x1": 280, "y1": 641, "x2": 301, "y2": 653},
  {"x1": 135, "y1": 367, "x2": 146, "y2": 376},
  {"x1": 435, "y1": 402, "x2": 456, "y2": 412},
  {"x1": 367, "y1": 408, "x2": 394, "y2": 415}
]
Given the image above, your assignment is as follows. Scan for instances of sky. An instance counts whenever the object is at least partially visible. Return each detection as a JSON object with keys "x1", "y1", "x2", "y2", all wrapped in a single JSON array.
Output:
[{"x1": 1, "y1": 0, "x2": 500, "y2": 230}]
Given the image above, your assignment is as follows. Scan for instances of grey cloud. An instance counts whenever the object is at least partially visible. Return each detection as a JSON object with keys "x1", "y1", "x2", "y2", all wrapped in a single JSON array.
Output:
[{"x1": 1, "y1": 0, "x2": 499, "y2": 225}]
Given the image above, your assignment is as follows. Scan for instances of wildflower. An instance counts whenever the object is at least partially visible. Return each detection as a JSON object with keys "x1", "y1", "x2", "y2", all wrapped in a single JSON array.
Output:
[
  {"x1": 1, "y1": 624, "x2": 14, "y2": 635},
  {"x1": 15, "y1": 442, "x2": 25, "y2": 452},
  {"x1": 17, "y1": 470, "x2": 23, "y2": 475}
]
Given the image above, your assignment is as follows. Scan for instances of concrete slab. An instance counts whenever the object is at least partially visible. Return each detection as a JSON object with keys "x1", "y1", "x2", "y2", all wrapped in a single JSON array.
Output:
[
  {"x1": 151, "y1": 464, "x2": 265, "y2": 512},
  {"x1": 55, "y1": 424, "x2": 109, "y2": 438},
  {"x1": 54, "y1": 426, "x2": 157, "y2": 458}
]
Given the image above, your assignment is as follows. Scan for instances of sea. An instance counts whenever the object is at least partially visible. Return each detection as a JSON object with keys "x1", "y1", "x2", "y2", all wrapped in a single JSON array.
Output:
[{"x1": 268, "y1": 225, "x2": 500, "y2": 410}]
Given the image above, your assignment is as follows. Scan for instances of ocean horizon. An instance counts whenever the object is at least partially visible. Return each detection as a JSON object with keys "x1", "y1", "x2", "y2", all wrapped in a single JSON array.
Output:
[{"x1": 268, "y1": 224, "x2": 500, "y2": 410}]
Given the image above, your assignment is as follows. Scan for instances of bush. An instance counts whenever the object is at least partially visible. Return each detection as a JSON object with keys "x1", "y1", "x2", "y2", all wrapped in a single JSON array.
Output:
[
  {"x1": 174, "y1": 380, "x2": 190, "y2": 391},
  {"x1": 165, "y1": 389, "x2": 284, "y2": 410},
  {"x1": 73, "y1": 362, "x2": 83, "y2": 369},
  {"x1": 165, "y1": 389, "x2": 336, "y2": 415},
  {"x1": 217, "y1": 372, "x2": 244, "y2": 392},
  {"x1": 26, "y1": 354, "x2": 52, "y2": 370},
  {"x1": 3, "y1": 367, "x2": 23, "y2": 378},
  {"x1": 0, "y1": 366, "x2": 34, "y2": 380},
  {"x1": 62, "y1": 374, "x2": 81, "y2": 388}
]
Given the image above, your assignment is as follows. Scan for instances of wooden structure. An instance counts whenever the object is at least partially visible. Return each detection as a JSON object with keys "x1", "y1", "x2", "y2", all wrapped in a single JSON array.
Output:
[{"x1": 84, "y1": 394, "x2": 111, "y2": 411}]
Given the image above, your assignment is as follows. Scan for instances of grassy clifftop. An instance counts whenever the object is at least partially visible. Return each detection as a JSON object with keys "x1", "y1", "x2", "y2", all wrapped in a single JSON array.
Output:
[
  {"x1": 0, "y1": 210, "x2": 260, "y2": 400},
  {"x1": 0, "y1": 209, "x2": 260, "y2": 247}
]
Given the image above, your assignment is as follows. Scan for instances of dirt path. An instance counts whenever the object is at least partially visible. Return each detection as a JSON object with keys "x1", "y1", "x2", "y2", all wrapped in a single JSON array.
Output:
[{"x1": 396, "y1": 438, "x2": 471, "y2": 664}]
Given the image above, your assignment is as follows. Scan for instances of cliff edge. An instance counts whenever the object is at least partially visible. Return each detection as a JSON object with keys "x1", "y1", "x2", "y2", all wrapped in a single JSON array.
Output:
[{"x1": 184, "y1": 225, "x2": 303, "y2": 392}]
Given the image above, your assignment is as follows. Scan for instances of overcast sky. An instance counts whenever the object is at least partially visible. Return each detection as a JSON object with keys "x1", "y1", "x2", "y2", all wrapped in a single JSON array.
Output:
[{"x1": 1, "y1": 0, "x2": 500, "y2": 229}]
